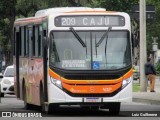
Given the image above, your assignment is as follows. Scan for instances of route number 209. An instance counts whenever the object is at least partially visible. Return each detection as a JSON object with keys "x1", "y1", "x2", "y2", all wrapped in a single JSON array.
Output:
[{"x1": 62, "y1": 18, "x2": 76, "y2": 26}]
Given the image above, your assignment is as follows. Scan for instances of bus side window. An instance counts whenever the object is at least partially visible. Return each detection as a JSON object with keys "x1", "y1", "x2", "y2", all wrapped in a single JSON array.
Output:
[
  {"x1": 24, "y1": 26, "x2": 27, "y2": 56},
  {"x1": 28, "y1": 27, "x2": 33, "y2": 57},
  {"x1": 19, "y1": 27, "x2": 22, "y2": 56},
  {"x1": 34, "y1": 25, "x2": 42, "y2": 57},
  {"x1": 35, "y1": 26, "x2": 38, "y2": 57},
  {"x1": 32, "y1": 26, "x2": 36, "y2": 56},
  {"x1": 21, "y1": 27, "x2": 25, "y2": 57},
  {"x1": 38, "y1": 25, "x2": 42, "y2": 57},
  {"x1": 24, "y1": 27, "x2": 29, "y2": 56},
  {"x1": 15, "y1": 26, "x2": 20, "y2": 56}
]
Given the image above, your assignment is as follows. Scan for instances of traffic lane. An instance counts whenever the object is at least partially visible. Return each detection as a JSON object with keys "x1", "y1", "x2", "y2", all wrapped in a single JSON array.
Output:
[
  {"x1": 0, "y1": 95, "x2": 160, "y2": 117},
  {"x1": 41, "y1": 104, "x2": 160, "y2": 117},
  {"x1": 0, "y1": 95, "x2": 127, "y2": 117},
  {"x1": 0, "y1": 95, "x2": 24, "y2": 111}
]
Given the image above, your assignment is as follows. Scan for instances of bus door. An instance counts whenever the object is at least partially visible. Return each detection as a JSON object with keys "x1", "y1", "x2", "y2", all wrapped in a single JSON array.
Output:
[
  {"x1": 42, "y1": 22, "x2": 48, "y2": 102},
  {"x1": 27, "y1": 26, "x2": 35, "y2": 103},
  {"x1": 14, "y1": 26, "x2": 20, "y2": 98}
]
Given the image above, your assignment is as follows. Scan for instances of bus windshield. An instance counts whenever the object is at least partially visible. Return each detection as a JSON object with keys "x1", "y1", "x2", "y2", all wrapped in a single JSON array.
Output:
[{"x1": 50, "y1": 31, "x2": 131, "y2": 70}]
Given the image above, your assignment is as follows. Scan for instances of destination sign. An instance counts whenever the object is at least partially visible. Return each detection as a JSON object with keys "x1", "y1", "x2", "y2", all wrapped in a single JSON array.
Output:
[{"x1": 55, "y1": 15, "x2": 125, "y2": 27}]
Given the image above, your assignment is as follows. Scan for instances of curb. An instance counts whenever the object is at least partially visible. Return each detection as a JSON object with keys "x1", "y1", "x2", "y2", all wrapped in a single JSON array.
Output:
[{"x1": 133, "y1": 98, "x2": 160, "y2": 105}]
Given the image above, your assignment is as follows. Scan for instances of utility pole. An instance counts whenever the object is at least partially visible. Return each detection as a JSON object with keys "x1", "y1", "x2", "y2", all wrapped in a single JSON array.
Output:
[{"x1": 140, "y1": 0, "x2": 147, "y2": 92}]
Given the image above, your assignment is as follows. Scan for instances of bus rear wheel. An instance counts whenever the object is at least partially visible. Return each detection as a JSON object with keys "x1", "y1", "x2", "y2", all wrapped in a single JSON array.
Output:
[
  {"x1": 108, "y1": 102, "x2": 120, "y2": 115},
  {"x1": 24, "y1": 85, "x2": 31, "y2": 109}
]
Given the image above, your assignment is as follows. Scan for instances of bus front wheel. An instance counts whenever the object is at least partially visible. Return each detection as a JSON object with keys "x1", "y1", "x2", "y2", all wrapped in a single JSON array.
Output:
[
  {"x1": 47, "y1": 104, "x2": 59, "y2": 114},
  {"x1": 108, "y1": 102, "x2": 121, "y2": 115},
  {"x1": 40, "y1": 84, "x2": 45, "y2": 113}
]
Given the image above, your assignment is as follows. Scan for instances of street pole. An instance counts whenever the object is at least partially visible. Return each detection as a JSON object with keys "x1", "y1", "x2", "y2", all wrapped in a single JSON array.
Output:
[{"x1": 140, "y1": 0, "x2": 147, "y2": 92}]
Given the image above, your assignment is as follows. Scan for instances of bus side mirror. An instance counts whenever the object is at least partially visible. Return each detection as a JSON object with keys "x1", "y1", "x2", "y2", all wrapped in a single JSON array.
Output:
[
  {"x1": 43, "y1": 30, "x2": 49, "y2": 48},
  {"x1": 43, "y1": 37, "x2": 49, "y2": 48}
]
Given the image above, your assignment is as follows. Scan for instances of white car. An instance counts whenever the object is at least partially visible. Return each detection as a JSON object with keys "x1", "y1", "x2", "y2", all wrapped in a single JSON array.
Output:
[{"x1": 0, "y1": 65, "x2": 14, "y2": 97}]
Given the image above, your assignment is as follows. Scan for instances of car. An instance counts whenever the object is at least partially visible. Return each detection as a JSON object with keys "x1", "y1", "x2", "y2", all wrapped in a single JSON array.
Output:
[
  {"x1": 0, "y1": 65, "x2": 14, "y2": 97},
  {"x1": 0, "y1": 72, "x2": 3, "y2": 78}
]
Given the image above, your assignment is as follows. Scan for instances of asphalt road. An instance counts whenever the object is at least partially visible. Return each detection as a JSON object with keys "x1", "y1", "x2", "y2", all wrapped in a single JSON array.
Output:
[{"x1": 0, "y1": 95, "x2": 160, "y2": 120}]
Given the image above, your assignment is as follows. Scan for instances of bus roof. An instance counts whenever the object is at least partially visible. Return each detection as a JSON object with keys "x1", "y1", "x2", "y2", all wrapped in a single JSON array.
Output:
[
  {"x1": 14, "y1": 7, "x2": 129, "y2": 26},
  {"x1": 15, "y1": 7, "x2": 106, "y2": 25},
  {"x1": 35, "y1": 7, "x2": 106, "y2": 17}
]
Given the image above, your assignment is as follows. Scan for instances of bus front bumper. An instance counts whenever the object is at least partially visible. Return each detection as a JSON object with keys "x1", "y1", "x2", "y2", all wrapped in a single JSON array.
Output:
[{"x1": 48, "y1": 82, "x2": 132, "y2": 104}]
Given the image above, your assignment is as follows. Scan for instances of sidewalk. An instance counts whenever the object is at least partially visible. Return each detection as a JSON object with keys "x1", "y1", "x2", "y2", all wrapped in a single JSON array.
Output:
[{"x1": 133, "y1": 76, "x2": 160, "y2": 105}]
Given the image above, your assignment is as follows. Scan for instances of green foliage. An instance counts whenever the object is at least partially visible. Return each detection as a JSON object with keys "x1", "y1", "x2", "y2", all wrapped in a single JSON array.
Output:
[
  {"x1": 0, "y1": 19, "x2": 11, "y2": 52},
  {"x1": 133, "y1": 83, "x2": 140, "y2": 92},
  {"x1": 146, "y1": 0, "x2": 160, "y2": 52},
  {"x1": 87, "y1": 0, "x2": 139, "y2": 12},
  {"x1": 156, "y1": 61, "x2": 160, "y2": 74}
]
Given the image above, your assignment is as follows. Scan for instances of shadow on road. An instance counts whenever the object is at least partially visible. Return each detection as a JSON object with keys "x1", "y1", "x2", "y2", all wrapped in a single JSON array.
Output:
[{"x1": 25, "y1": 106, "x2": 128, "y2": 117}]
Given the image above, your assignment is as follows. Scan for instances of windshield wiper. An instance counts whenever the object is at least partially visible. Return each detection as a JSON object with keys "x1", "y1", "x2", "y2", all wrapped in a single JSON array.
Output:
[
  {"x1": 96, "y1": 27, "x2": 112, "y2": 47},
  {"x1": 95, "y1": 34, "x2": 98, "y2": 58},
  {"x1": 70, "y1": 27, "x2": 86, "y2": 47}
]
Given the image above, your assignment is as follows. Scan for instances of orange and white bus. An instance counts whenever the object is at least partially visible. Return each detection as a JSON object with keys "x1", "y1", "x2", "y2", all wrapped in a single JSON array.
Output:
[{"x1": 13, "y1": 7, "x2": 132, "y2": 115}]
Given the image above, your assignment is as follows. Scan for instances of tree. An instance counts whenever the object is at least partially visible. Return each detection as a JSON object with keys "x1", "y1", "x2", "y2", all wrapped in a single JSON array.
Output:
[
  {"x1": 0, "y1": 0, "x2": 16, "y2": 65},
  {"x1": 87, "y1": 0, "x2": 138, "y2": 12},
  {"x1": 146, "y1": 0, "x2": 160, "y2": 52}
]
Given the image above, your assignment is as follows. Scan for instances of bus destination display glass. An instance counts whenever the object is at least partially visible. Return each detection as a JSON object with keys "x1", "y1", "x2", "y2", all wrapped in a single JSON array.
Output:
[{"x1": 55, "y1": 15, "x2": 125, "y2": 27}]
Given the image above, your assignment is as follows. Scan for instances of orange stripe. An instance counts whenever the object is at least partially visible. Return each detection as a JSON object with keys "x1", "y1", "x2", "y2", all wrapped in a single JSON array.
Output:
[
  {"x1": 61, "y1": 77, "x2": 123, "y2": 85},
  {"x1": 49, "y1": 68, "x2": 60, "y2": 80},
  {"x1": 49, "y1": 68, "x2": 133, "y2": 85},
  {"x1": 123, "y1": 69, "x2": 133, "y2": 80},
  {"x1": 49, "y1": 68, "x2": 132, "y2": 94},
  {"x1": 62, "y1": 82, "x2": 122, "y2": 94}
]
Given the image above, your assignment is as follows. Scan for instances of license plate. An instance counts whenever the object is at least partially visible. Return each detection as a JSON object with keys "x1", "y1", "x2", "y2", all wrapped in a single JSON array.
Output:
[{"x1": 84, "y1": 98, "x2": 101, "y2": 102}]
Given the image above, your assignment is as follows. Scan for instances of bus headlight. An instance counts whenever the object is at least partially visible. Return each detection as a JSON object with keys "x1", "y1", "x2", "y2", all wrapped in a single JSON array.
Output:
[
  {"x1": 122, "y1": 77, "x2": 132, "y2": 88},
  {"x1": 50, "y1": 77, "x2": 62, "y2": 89}
]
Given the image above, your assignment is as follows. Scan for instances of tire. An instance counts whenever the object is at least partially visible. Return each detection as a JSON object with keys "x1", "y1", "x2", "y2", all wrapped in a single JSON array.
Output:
[
  {"x1": 40, "y1": 84, "x2": 45, "y2": 113},
  {"x1": 48, "y1": 104, "x2": 59, "y2": 114},
  {"x1": 108, "y1": 102, "x2": 120, "y2": 115},
  {"x1": 1, "y1": 93, "x2": 4, "y2": 97}
]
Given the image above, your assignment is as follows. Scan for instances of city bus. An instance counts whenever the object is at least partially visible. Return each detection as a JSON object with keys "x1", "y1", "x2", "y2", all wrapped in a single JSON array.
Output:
[{"x1": 13, "y1": 7, "x2": 133, "y2": 115}]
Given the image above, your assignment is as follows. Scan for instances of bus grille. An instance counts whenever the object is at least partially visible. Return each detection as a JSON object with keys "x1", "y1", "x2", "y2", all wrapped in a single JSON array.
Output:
[{"x1": 63, "y1": 74, "x2": 120, "y2": 80}]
